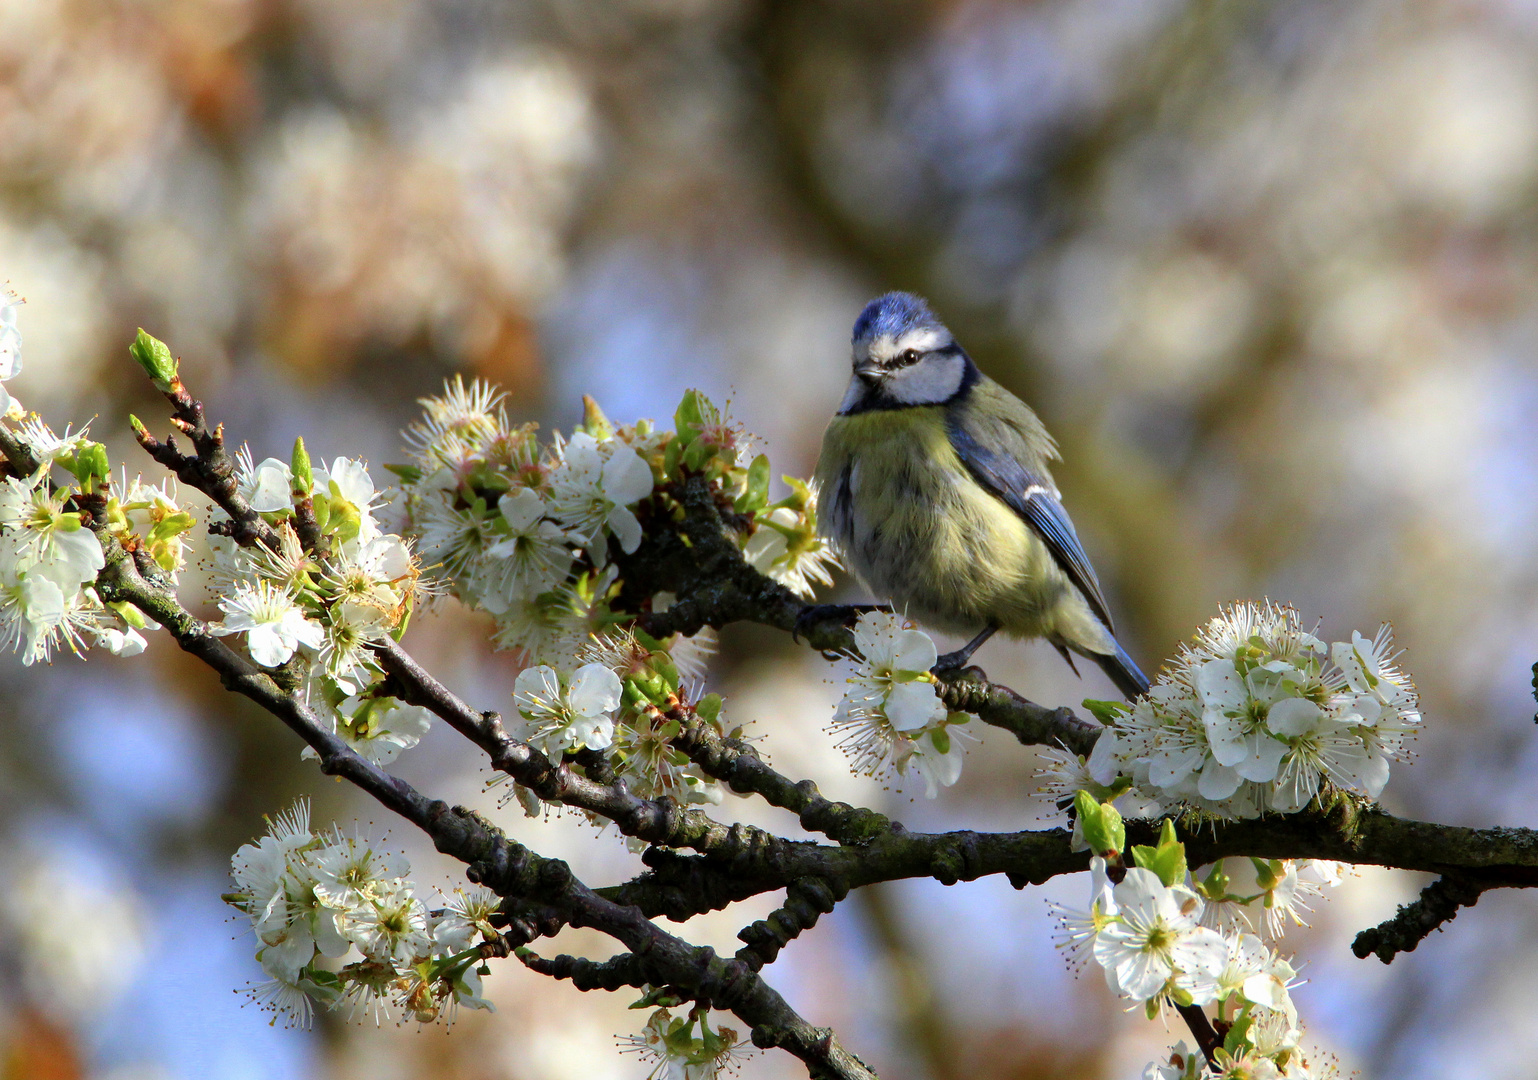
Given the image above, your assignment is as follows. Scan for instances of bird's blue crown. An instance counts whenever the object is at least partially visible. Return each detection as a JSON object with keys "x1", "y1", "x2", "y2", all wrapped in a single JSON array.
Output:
[{"x1": 851, "y1": 292, "x2": 943, "y2": 344}]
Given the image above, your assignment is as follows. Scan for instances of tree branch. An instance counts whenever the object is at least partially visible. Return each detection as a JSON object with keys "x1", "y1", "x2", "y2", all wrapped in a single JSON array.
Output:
[
  {"x1": 87, "y1": 527, "x2": 876, "y2": 1080},
  {"x1": 1351, "y1": 873, "x2": 1487, "y2": 965}
]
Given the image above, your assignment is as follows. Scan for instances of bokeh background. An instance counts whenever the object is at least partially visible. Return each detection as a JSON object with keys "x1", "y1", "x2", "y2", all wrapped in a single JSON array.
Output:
[{"x1": 3, "y1": 0, "x2": 1538, "y2": 1077}]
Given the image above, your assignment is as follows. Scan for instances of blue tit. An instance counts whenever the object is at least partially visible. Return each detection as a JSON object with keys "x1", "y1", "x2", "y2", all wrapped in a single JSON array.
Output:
[{"x1": 814, "y1": 291, "x2": 1149, "y2": 699}]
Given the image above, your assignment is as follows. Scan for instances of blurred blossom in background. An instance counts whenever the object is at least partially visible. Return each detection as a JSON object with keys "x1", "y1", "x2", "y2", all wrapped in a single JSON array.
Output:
[{"x1": 3, "y1": 1, "x2": 1538, "y2": 1077}]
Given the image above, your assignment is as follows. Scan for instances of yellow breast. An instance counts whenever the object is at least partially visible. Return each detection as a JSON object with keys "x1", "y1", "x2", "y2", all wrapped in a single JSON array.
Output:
[{"x1": 815, "y1": 408, "x2": 1064, "y2": 637}]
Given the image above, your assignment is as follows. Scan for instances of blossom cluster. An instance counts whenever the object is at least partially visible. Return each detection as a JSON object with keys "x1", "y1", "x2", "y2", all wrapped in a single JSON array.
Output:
[
  {"x1": 1053, "y1": 815, "x2": 1340, "y2": 1079},
  {"x1": 226, "y1": 801, "x2": 498, "y2": 1027},
  {"x1": 829, "y1": 612, "x2": 971, "y2": 798},
  {"x1": 0, "y1": 316, "x2": 194, "y2": 664},
  {"x1": 394, "y1": 378, "x2": 838, "y2": 669},
  {"x1": 0, "y1": 436, "x2": 194, "y2": 665},
  {"x1": 208, "y1": 445, "x2": 433, "y2": 765},
  {"x1": 619, "y1": 1005, "x2": 751, "y2": 1080},
  {"x1": 1066, "y1": 602, "x2": 1420, "y2": 820},
  {"x1": 506, "y1": 628, "x2": 735, "y2": 812}
]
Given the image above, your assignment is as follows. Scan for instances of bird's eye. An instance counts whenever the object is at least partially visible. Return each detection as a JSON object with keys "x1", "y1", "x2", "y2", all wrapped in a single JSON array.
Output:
[{"x1": 900, "y1": 348, "x2": 920, "y2": 366}]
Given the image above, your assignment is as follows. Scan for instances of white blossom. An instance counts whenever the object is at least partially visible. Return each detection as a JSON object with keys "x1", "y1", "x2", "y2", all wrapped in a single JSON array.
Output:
[
  {"x1": 618, "y1": 1008, "x2": 751, "y2": 1080},
  {"x1": 475, "y1": 486, "x2": 577, "y2": 612},
  {"x1": 237, "y1": 452, "x2": 295, "y2": 514},
  {"x1": 310, "y1": 833, "x2": 409, "y2": 911},
  {"x1": 211, "y1": 579, "x2": 324, "y2": 667},
  {"x1": 9, "y1": 417, "x2": 88, "y2": 468},
  {"x1": 1090, "y1": 604, "x2": 1420, "y2": 820},
  {"x1": 1143, "y1": 1043, "x2": 1204, "y2": 1080},
  {"x1": 0, "y1": 479, "x2": 106, "y2": 585},
  {"x1": 0, "y1": 561, "x2": 104, "y2": 664},
  {"x1": 403, "y1": 376, "x2": 508, "y2": 462},
  {"x1": 829, "y1": 613, "x2": 962, "y2": 795},
  {"x1": 899, "y1": 724, "x2": 967, "y2": 799},
  {"x1": 432, "y1": 887, "x2": 501, "y2": 953},
  {"x1": 340, "y1": 880, "x2": 431, "y2": 966},
  {"x1": 252, "y1": 973, "x2": 319, "y2": 1028},
  {"x1": 1267, "y1": 703, "x2": 1380, "y2": 813},
  {"x1": 548, "y1": 431, "x2": 655, "y2": 556},
  {"x1": 252, "y1": 861, "x2": 351, "y2": 984},
  {"x1": 1197, "y1": 659, "x2": 1297, "y2": 785},
  {"x1": 94, "y1": 624, "x2": 147, "y2": 657},
  {"x1": 411, "y1": 487, "x2": 497, "y2": 579},
  {"x1": 303, "y1": 695, "x2": 432, "y2": 766},
  {"x1": 1049, "y1": 855, "x2": 1120, "y2": 971},
  {"x1": 316, "y1": 456, "x2": 382, "y2": 546},
  {"x1": 1212, "y1": 1047, "x2": 1280, "y2": 1080},
  {"x1": 513, "y1": 662, "x2": 622, "y2": 755},
  {"x1": 317, "y1": 601, "x2": 389, "y2": 694},
  {"x1": 1092, "y1": 868, "x2": 1229, "y2": 1003},
  {"x1": 744, "y1": 506, "x2": 839, "y2": 600}
]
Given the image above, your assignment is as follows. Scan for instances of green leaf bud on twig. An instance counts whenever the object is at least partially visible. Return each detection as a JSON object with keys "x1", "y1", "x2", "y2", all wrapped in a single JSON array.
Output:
[
  {"x1": 1130, "y1": 819, "x2": 1188, "y2": 888},
  {"x1": 129, "y1": 328, "x2": 178, "y2": 392},
  {"x1": 1074, "y1": 789, "x2": 1124, "y2": 859},
  {"x1": 290, "y1": 436, "x2": 313, "y2": 496},
  {"x1": 71, "y1": 441, "x2": 111, "y2": 494}
]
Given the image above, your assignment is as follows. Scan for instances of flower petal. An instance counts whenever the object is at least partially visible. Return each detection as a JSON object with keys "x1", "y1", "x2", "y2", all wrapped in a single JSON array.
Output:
[
  {"x1": 569, "y1": 663, "x2": 622, "y2": 717},
  {"x1": 884, "y1": 680, "x2": 944, "y2": 732},
  {"x1": 1266, "y1": 696, "x2": 1322, "y2": 738},
  {"x1": 606, "y1": 505, "x2": 643, "y2": 554},
  {"x1": 889, "y1": 628, "x2": 939, "y2": 673},
  {"x1": 499, "y1": 487, "x2": 546, "y2": 533},
  {"x1": 601, "y1": 448, "x2": 655, "y2": 506}
]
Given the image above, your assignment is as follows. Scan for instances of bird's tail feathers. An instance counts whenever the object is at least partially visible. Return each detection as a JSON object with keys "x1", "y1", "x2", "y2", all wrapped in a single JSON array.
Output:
[{"x1": 1093, "y1": 639, "x2": 1150, "y2": 701}]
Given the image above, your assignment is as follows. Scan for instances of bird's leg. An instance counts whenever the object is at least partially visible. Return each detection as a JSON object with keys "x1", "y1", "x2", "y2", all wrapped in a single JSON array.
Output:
[
  {"x1": 934, "y1": 625, "x2": 998, "y2": 671},
  {"x1": 792, "y1": 603, "x2": 893, "y2": 652}
]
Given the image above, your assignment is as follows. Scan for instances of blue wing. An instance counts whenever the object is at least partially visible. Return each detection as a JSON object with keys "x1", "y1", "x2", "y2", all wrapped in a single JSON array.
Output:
[{"x1": 946, "y1": 411, "x2": 1116, "y2": 634}]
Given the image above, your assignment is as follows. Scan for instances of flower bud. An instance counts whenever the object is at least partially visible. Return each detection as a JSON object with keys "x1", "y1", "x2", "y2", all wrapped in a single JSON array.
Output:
[
  {"x1": 71, "y1": 440, "x2": 111, "y2": 494},
  {"x1": 581, "y1": 394, "x2": 613, "y2": 440},
  {"x1": 290, "y1": 436, "x2": 313, "y2": 496},
  {"x1": 1074, "y1": 789, "x2": 1125, "y2": 859},
  {"x1": 129, "y1": 328, "x2": 178, "y2": 392}
]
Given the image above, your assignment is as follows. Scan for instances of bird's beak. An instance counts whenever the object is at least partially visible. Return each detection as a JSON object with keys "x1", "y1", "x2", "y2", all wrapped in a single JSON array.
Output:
[{"x1": 854, "y1": 362, "x2": 885, "y2": 385}]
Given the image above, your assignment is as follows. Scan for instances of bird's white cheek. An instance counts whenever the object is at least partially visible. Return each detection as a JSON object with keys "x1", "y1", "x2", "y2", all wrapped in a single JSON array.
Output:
[{"x1": 887, "y1": 354, "x2": 964, "y2": 405}]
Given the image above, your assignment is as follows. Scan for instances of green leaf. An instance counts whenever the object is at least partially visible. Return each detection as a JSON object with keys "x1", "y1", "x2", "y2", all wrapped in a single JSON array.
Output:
[
  {"x1": 654, "y1": 656, "x2": 680, "y2": 692},
  {"x1": 682, "y1": 436, "x2": 711, "y2": 472},
  {"x1": 656, "y1": 430, "x2": 680, "y2": 479},
  {"x1": 1223, "y1": 1007, "x2": 1254, "y2": 1055},
  {"x1": 109, "y1": 600, "x2": 148, "y2": 630},
  {"x1": 1081, "y1": 698, "x2": 1129, "y2": 726},
  {"x1": 1199, "y1": 862, "x2": 1231, "y2": 899},
  {"x1": 673, "y1": 389, "x2": 703, "y2": 438},
  {"x1": 382, "y1": 462, "x2": 422, "y2": 485},
  {"x1": 1129, "y1": 819, "x2": 1187, "y2": 888},
  {"x1": 734, "y1": 454, "x2": 771, "y2": 514},
  {"x1": 128, "y1": 328, "x2": 178, "y2": 391},
  {"x1": 71, "y1": 441, "x2": 110, "y2": 494},
  {"x1": 628, "y1": 986, "x2": 684, "y2": 1010},
  {"x1": 695, "y1": 693, "x2": 722, "y2": 725},
  {"x1": 390, "y1": 595, "x2": 413, "y2": 641}
]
